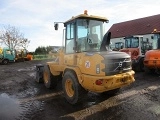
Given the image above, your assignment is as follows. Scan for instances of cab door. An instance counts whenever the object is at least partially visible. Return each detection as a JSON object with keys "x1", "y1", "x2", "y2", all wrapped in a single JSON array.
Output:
[
  {"x1": 64, "y1": 22, "x2": 77, "y2": 66},
  {"x1": 4, "y1": 49, "x2": 15, "y2": 61}
]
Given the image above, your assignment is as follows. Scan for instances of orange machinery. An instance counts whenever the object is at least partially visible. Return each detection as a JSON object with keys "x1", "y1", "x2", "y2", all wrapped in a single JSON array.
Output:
[
  {"x1": 143, "y1": 29, "x2": 160, "y2": 73},
  {"x1": 15, "y1": 49, "x2": 33, "y2": 62}
]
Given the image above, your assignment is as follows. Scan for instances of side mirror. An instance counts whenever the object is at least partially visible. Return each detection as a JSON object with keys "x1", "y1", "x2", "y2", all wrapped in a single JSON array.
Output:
[{"x1": 54, "y1": 23, "x2": 59, "y2": 30}]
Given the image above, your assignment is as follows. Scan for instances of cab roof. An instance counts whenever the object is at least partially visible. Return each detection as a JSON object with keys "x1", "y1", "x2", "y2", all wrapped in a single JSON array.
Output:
[{"x1": 64, "y1": 10, "x2": 109, "y2": 24}]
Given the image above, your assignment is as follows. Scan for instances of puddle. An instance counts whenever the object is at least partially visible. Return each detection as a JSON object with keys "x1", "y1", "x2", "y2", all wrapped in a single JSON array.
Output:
[
  {"x1": 28, "y1": 72, "x2": 36, "y2": 77},
  {"x1": 17, "y1": 66, "x2": 36, "y2": 72},
  {"x1": 0, "y1": 93, "x2": 21, "y2": 120}
]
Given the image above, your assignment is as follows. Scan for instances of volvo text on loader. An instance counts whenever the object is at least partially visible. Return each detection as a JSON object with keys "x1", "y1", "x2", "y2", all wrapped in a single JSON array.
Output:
[
  {"x1": 36, "y1": 10, "x2": 135, "y2": 104},
  {"x1": 144, "y1": 29, "x2": 160, "y2": 73}
]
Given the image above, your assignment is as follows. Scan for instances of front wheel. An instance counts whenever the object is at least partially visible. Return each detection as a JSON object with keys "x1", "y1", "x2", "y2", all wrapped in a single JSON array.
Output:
[
  {"x1": 43, "y1": 65, "x2": 58, "y2": 89},
  {"x1": 35, "y1": 65, "x2": 44, "y2": 83},
  {"x1": 62, "y1": 71, "x2": 87, "y2": 104}
]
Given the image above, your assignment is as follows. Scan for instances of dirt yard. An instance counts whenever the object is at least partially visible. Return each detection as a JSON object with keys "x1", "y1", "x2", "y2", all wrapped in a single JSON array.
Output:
[{"x1": 0, "y1": 60, "x2": 160, "y2": 120}]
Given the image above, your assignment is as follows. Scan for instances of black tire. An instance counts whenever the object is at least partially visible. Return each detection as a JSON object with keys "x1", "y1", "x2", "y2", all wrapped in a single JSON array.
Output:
[
  {"x1": 62, "y1": 71, "x2": 87, "y2": 105},
  {"x1": 144, "y1": 66, "x2": 155, "y2": 74},
  {"x1": 2, "y1": 59, "x2": 9, "y2": 65},
  {"x1": 24, "y1": 58, "x2": 29, "y2": 61},
  {"x1": 35, "y1": 65, "x2": 44, "y2": 83},
  {"x1": 43, "y1": 65, "x2": 58, "y2": 89},
  {"x1": 21, "y1": 58, "x2": 25, "y2": 62},
  {"x1": 135, "y1": 58, "x2": 144, "y2": 72},
  {"x1": 139, "y1": 58, "x2": 144, "y2": 72}
]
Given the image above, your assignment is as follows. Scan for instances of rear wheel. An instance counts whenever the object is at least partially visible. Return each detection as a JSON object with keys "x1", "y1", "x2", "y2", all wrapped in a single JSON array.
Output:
[
  {"x1": 62, "y1": 71, "x2": 87, "y2": 104},
  {"x1": 139, "y1": 58, "x2": 144, "y2": 72},
  {"x1": 2, "y1": 59, "x2": 9, "y2": 65},
  {"x1": 135, "y1": 58, "x2": 144, "y2": 72},
  {"x1": 43, "y1": 65, "x2": 58, "y2": 89},
  {"x1": 144, "y1": 66, "x2": 155, "y2": 74}
]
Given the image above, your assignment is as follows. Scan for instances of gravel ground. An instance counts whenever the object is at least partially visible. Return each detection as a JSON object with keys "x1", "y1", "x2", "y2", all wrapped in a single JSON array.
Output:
[{"x1": 0, "y1": 60, "x2": 160, "y2": 120}]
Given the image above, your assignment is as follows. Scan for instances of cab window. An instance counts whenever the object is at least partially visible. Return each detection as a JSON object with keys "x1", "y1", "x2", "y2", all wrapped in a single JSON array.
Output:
[{"x1": 66, "y1": 23, "x2": 74, "y2": 54}]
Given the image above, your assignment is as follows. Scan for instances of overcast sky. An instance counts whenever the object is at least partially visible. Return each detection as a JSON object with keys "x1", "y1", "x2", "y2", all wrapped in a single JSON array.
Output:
[{"x1": 0, "y1": 0, "x2": 160, "y2": 51}]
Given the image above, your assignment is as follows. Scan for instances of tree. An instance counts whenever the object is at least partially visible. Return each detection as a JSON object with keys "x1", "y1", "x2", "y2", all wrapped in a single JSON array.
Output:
[
  {"x1": 20, "y1": 38, "x2": 30, "y2": 49},
  {"x1": 35, "y1": 46, "x2": 53, "y2": 55},
  {"x1": 35, "y1": 46, "x2": 46, "y2": 55},
  {"x1": 46, "y1": 46, "x2": 53, "y2": 53},
  {"x1": 0, "y1": 25, "x2": 29, "y2": 50}
]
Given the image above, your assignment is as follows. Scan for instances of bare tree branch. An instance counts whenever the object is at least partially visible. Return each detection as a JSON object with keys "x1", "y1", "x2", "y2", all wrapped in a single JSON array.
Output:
[{"x1": 0, "y1": 25, "x2": 30, "y2": 50}]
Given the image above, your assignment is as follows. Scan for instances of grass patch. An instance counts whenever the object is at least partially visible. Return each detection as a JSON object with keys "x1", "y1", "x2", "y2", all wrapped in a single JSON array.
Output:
[{"x1": 33, "y1": 54, "x2": 56, "y2": 60}]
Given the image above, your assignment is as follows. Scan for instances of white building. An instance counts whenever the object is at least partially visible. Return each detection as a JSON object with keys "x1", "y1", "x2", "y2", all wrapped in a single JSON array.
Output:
[{"x1": 108, "y1": 14, "x2": 160, "y2": 50}]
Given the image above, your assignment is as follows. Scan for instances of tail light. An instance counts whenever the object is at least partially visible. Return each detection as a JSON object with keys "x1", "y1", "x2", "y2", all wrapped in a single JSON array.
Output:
[{"x1": 95, "y1": 79, "x2": 103, "y2": 85}]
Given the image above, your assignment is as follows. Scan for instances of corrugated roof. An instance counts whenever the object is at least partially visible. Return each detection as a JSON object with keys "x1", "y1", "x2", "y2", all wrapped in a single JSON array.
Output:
[{"x1": 108, "y1": 14, "x2": 160, "y2": 39}]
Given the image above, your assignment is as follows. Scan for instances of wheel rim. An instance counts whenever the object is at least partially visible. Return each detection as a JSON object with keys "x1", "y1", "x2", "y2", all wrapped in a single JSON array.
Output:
[
  {"x1": 43, "y1": 71, "x2": 49, "y2": 83},
  {"x1": 65, "y1": 79, "x2": 74, "y2": 97}
]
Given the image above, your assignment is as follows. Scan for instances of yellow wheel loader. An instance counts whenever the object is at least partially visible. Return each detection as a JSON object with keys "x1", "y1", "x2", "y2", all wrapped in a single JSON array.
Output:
[{"x1": 36, "y1": 10, "x2": 135, "y2": 104}]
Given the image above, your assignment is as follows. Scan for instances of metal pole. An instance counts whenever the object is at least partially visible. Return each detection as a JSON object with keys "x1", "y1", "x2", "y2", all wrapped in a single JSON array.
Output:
[{"x1": 62, "y1": 29, "x2": 65, "y2": 47}]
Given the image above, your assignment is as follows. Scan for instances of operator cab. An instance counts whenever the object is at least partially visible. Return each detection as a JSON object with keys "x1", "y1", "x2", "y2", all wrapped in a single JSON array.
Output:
[
  {"x1": 124, "y1": 36, "x2": 152, "y2": 55},
  {"x1": 55, "y1": 10, "x2": 109, "y2": 54},
  {"x1": 152, "y1": 29, "x2": 160, "y2": 49}
]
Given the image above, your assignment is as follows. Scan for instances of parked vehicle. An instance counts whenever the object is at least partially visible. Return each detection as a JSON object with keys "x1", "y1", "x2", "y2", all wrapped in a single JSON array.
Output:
[
  {"x1": 36, "y1": 10, "x2": 135, "y2": 104},
  {"x1": 0, "y1": 47, "x2": 16, "y2": 64},
  {"x1": 15, "y1": 49, "x2": 33, "y2": 62},
  {"x1": 144, "y1": 29, "x2": 160, "y2": 73},
  {"x1": 119, "y1": 35, "x2": 153, "y2": 71}
]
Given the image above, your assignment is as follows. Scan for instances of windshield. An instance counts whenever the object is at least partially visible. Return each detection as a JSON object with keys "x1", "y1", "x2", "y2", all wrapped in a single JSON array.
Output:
[
  {"x1": 76, "y1": 19, "x2": 106, "y2": 52},
  {"x1": 115, "y1": 42, "x2": 124, "y2": 50},
  {"x1": 152, "y1": 33, "x2": 160, "y2": 49},
  {"x1": 125, "y1": 37, "x2": 139, "y2": 48},
  {"x1": 141, "y1": 38, "x2": 152, "y2": 54}
]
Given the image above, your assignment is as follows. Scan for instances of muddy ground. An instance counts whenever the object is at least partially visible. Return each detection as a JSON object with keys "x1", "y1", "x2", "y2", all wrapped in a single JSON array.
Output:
[{"x1": 0, "y1": 60, "x2": 160, "y2": 120}]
